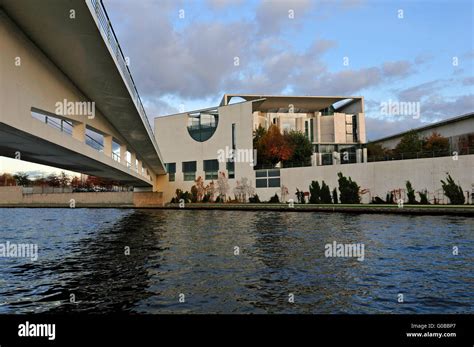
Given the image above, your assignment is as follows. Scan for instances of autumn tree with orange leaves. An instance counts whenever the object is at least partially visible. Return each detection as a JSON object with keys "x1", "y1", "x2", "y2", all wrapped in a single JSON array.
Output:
[
  {"x1": 423, "y1": 132, "x2": 449, "y2": 152},
  {"x1": 256, "y1": 125, "x2": 294, "y2": 166}
]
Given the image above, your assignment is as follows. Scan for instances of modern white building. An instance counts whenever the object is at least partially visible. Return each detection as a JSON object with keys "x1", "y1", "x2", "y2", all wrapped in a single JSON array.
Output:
[{"x1": 154, "y1": 94, "x2": 367, "y2": 202}]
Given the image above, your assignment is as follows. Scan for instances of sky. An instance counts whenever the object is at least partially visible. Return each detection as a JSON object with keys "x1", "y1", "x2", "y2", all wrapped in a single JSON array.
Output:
[
  {"x1": 102, "y1": 0, "x2": 473, "y2": 138},
  {"x1": 1, "y1": 0, "x2": 473, "y2": 176}
]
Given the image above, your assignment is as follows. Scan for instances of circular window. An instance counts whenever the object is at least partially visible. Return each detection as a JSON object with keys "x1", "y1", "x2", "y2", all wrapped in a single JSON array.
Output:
[{"x1": 187, "y1": 110, "x2": 219, "y2": 142}]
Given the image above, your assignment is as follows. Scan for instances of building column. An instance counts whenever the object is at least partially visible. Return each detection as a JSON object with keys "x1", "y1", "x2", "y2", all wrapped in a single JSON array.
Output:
[
  {"x1": 120, "y1": 144, "x2": 127, "y2": 165},
  {"x1": 137, "y1": 160, "x2": 143, "y2": 175},
  {"x1": 356, "y1": 148, "x2": 362, "y2": 163},
  {"x1": 103, "y1": 135, "x2": 112, "y2": 157},
  {"x1": 131, "y1": 152, "x2": 137, "y2": 171},
  {"x1": 363, "y1": 148, "x2": 368, "y2": 163},
  {"x1": 296, "y1": 117, "x2": 304, "y2": 132},
  {"x1": 72, "y1": 122, "x2": 85, "y2": 142}
]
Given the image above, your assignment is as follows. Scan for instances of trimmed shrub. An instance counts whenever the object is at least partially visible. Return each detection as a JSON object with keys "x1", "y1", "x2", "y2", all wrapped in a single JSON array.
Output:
[
  {"x1": 249, "y1": 194, "x2": 261, "y2": 203},
  {"x1": 371, "y1": 196, "x2": 385, "y2": 204},
  {"x1": 202, "y1": 194, "x2": 211, "y2": 203},
  {"x1": 268, "y1": 193, "x2": 280, "y2": 203}
]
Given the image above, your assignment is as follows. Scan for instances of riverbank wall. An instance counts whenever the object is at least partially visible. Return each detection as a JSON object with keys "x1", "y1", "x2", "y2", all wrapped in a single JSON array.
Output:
[
  {"x1": 160, "y1": 203, "x2": 474, "y2": 216},
  {"x1": 0, "y1": 187, "x2": 164, "y2": 207}
]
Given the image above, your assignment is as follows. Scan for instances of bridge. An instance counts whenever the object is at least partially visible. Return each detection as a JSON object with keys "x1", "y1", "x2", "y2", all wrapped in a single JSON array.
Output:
[{"x1": 0, "y1": 0, "x2": 165, "y2": 189}]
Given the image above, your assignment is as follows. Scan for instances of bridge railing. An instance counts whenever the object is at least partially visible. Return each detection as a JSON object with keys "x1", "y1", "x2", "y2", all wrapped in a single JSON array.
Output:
[{"x1": 88, "y1": 0, "x2": 155, "y2": 146}]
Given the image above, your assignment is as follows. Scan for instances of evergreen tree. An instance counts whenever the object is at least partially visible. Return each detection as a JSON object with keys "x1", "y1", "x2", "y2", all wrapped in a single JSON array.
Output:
[
  {"x1": 337, "y1": 172, "x2": 360, "y2": 204},
  {"x1": 406, "y1": 180, "x2": 417, "y2": 204},
  {"x1": 332, "y1": 188, "x2": 338, "y2": 204},
  {"x1": 320, "y1": 181, "x2": 332, "y2": 203},
  {"x1": 441, "y1": 174, "x2": 465, "y2": 205},
  {"x1": 309, "y1": 181, "x2": 321, "y2": 204}
]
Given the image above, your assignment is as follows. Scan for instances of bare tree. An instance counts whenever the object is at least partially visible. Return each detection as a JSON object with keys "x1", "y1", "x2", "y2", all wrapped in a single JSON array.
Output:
[{"x1": 216, "y1": 172, "x2": 230, "y2": 202}]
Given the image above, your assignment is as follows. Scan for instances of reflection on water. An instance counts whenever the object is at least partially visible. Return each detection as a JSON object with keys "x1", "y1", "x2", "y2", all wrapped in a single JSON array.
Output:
[{"x1": 0, "y1": 209, "x2": 472, "y2": 314}]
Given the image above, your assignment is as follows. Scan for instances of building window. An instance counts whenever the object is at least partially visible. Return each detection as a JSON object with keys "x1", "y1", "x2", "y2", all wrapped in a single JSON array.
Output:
[
  {"x1": 166, "y1": 163, "x2": 176, "y2": 182},
  {"x1": 187, "y1": 109, "x2": 219, "y2": 142},
  {"x1": 304, "y1": 119, "x2": 314, "y2": 143},
  {"x1": 232, "y1": 123, "x2": 236, "y2": 150},
  {"x1": 204, "y1": 159, "x2": 219, "y2": 180},
  {"x1": 85, "y1": 125, "x2": 104, "y2": 152},
  {"x1": 125, "y1": 151, "x2": 132, "y2": 168},
  {"x1": 255, "y1": 169, "x2": 280, "y2": 188},
  {"x1": 352, "y1": 115, "x2": 358, "y2": 142},
  {"x1": 112, "y1": 138, "x2": 121, "y2": 162},
  {"x1": 226, "y1": 160, "x2": 235, "y2": 179},
  {"x1": 31, "y1": 108, "x2": 74, "y2": 135},
  {"x1": 182, "y1": 161, "x2": 196, "y2": 181},
  {"x1": 339, "y1": 145, "x2": 357, "y2": 164},
  {"x1": 320, "y1": 106, "x2": 335, "y2": 116}
]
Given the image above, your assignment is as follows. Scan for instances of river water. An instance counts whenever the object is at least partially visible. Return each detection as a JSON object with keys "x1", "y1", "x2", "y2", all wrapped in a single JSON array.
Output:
[{"x1": 0, "y1": 208, "x2": 472, "y2": 314}]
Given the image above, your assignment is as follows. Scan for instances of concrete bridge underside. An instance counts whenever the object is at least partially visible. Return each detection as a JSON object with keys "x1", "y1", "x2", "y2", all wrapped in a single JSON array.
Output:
[
  {"x1": 0, "y1": 123, "x2": 148, "y2": 186},
  {"x1": 0, "y1": 0, "x2": 166, "y2": 188}
]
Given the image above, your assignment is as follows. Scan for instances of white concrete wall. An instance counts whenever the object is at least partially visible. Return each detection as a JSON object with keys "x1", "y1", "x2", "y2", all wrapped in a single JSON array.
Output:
[
  {"x1": 272, "y1": 155, "x2": 474, "y2": 204},
  {"x1": 155, "y1": 101, "x2": 256, "y2": 201}
]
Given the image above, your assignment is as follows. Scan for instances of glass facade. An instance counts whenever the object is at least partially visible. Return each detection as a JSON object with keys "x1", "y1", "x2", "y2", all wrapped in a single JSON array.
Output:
[{"x1": 187, "y1": 110, "x2": 218, "y2": 142}]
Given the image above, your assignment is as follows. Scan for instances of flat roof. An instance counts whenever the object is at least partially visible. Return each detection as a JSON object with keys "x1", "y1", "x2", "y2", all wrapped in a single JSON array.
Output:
[
  {"x1": 221, "y1": 94, "x2": 363, "y2": 112},
  {"x1": 371, "y1": 112, "x2": 474, "y2": 143}
]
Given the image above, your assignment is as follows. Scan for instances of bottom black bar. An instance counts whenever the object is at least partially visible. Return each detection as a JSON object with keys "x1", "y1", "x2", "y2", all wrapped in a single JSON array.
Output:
[{"x1": 0, "y1": 314, "x2": 471, "y2": 346}]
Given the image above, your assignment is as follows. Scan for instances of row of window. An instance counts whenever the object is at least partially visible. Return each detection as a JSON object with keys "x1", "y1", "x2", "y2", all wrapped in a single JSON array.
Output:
[
  {"x1": 31, "y1": 108, "x2": 152, "y2": 179},
  {"x1": 165, "y1": 160, "x2": 235, "y2": 182}
]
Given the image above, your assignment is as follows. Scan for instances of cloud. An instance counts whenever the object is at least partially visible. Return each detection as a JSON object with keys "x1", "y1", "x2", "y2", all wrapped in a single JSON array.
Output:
[
  {"x1": 143, "y1": 97, "x2": 178, "y2": 119},
  {"x1": 255, "y1": 0, "x2": 313, "y2": 36},
  {"x1": 462, "y1": 77, "x2": 474, "y2": 86},
  {"x1": 365, "y1": 117, "x2": 427, "y2": 141},
  {"x1": 397, "y1": 80, "x2": 445, "y2": 102},
  {"x1": 422, "y1": 94, "x2": 474, "y2": 119},
  {"x1": 382, "y1": 60, "x2": 412, "y2": 77},
  {"x1": 206, "y1": 0, "x2": 244, "y2": 9},
  {"x1": 105, "y1": 0, "x2": 255, "y2": 100}
]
